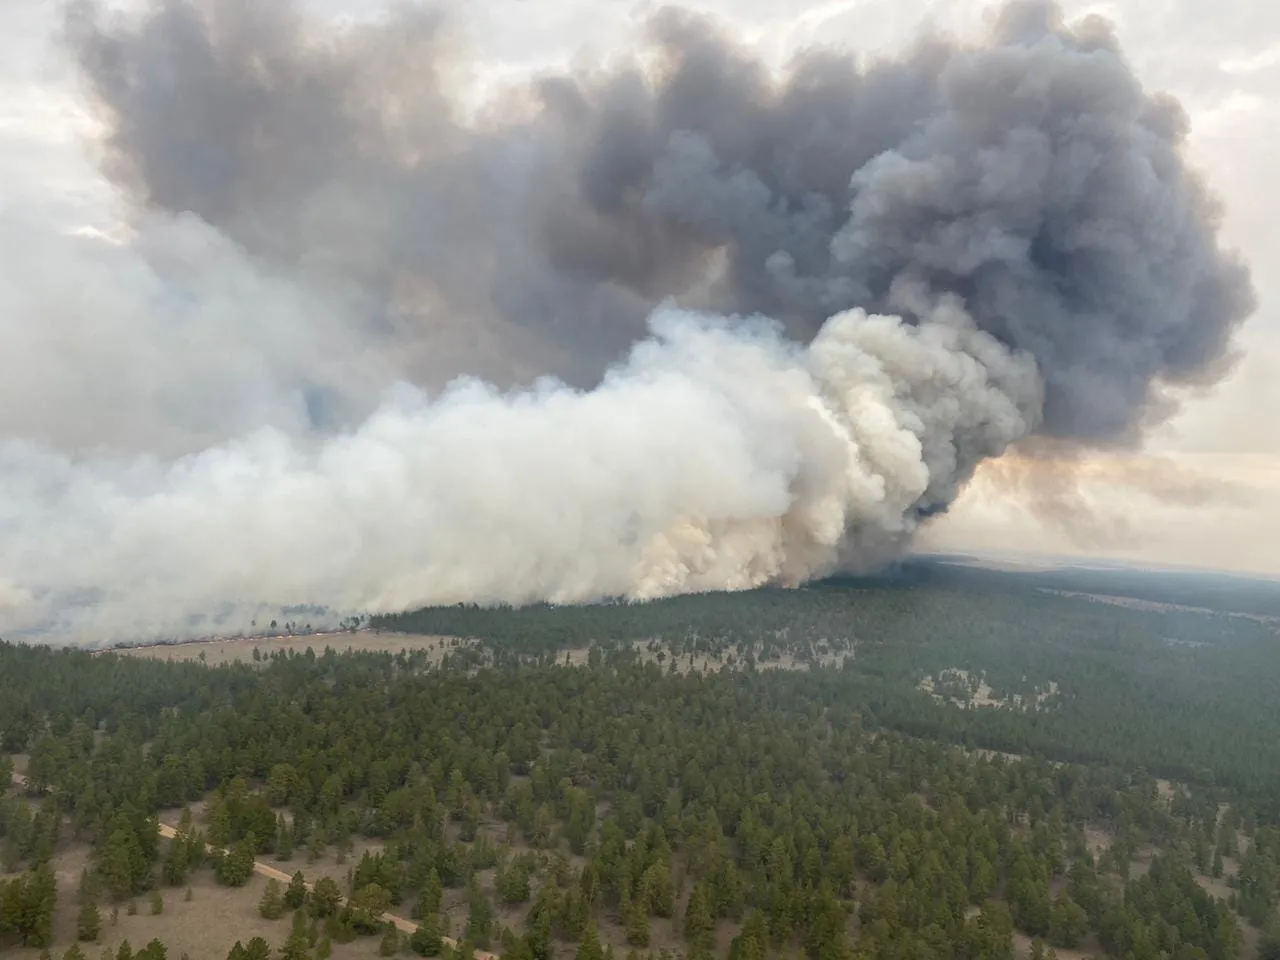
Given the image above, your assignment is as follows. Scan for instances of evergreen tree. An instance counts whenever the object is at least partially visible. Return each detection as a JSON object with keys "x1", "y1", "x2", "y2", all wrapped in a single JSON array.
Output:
[
  {"x1": 621, "y1": 885, "x2": 650, "y2": 948},
  {"x1": 275, "y1": 816, "x2": 293, "y2": 862},
  {"x1": 730, "y1": 911, "x2": 767, "y2": 960},
  {"x1": 465, "y1": 883, "x2": 494, "y2": 948},
  {"x1": 259, "y1": 878, "x2": 286, "y2": 920},
  {"x1": 217, "y1": 836, "x2": 255, "y2": 887},
  {"x1": 350, "y1": 883, "x2": 393, "y2": 935},
  {"x1": 77, "y1": 899, "x2": 102, "y2": 942},
  {"x1": 576, "y1": 924, "x2": 605, "y2": 960},
  {"x1": 278, "y1": 926, "x2": 309, "y2": 960},
  {"x1": 379, "y1": 926, "x2": 401, "y2": 957},
  {"x1": 409, "y1": 913, "x2": 443, "y2": 957},
  {"x1": 311, "y1": 877, "x2": 342, "y2": 918},
  {"x1": 684, "y1": 883, "x2": 715, "y2": 951},
  {"x1": 282, "y1": 871, "x2": 307, "y2": 911},
  {"x1": 99, "y1": 827, "x2": 144, "y2": 901},
  {"x1": 418, "y1": 870, "x2": 443, "y2": 918}
]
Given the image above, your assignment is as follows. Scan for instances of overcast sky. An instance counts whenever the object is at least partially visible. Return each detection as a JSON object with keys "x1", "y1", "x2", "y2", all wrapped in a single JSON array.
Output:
[{"x1": 2, "y1": 0, "x2": 1277, "y2": 577}]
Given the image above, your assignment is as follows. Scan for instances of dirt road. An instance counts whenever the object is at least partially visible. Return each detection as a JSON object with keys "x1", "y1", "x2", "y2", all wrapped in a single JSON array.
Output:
[{"x1": 10, "y1": 772, "x2": 495, "y2": 957}]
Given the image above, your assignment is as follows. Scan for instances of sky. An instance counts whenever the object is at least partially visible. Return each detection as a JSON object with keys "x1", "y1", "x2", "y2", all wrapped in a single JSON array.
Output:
[{"x1": 2, "y1": 0, "x2": 1277, "y2": 580}]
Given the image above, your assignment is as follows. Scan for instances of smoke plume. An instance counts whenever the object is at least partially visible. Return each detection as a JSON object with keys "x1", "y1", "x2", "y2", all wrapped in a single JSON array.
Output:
[{"x1": 0, "y1": 0, "x2": 1255, "y2": 643}]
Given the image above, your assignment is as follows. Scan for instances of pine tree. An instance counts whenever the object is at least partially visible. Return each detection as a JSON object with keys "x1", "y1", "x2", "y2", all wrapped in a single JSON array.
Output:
[
  {"x1": 217, "y1": 836, "x2": 255, "y2": 887},
  {"x1": 409, "y1": 913, "x2": 443, "y2": 957},
  {"x1": 162, "y1": 836, "x2": 188, "y2": 887},
  {"x1": 77, "y1": 899, "x2": 102, "y2": 942},
  {"x1": 77, "y1": 869, "x2": 99, "y2": 906},
  {"x1": 311, "y1": 877, "x2": 342, "y2": 918},
  {"x1": 621, "y1": 886, "x2": 649, "y2": 947},
  {"x1": 419, "y1": 870, "x2": 443, "y2": 918},
  {"x1": 526, "y1": 891, "x2": 554, "y2": 960},
  {"x1": 730, "y1": 911, "x2": 766, "y2": 960},
  {"x1": 275, "y1": 816, "x2": 293, "y2": 862},
  {"x1": 683, "y1": 883, "x2": 715, "y2": 956},
  {"x1": 379, "y1": 926, "x2": 401, "y2": 957},
  {"x1": 64, "y1": 946, "x2": 88, "y2": 960},
  {"x1": 278, "y1": 926, "x2": 310, "y2": 960},
  {"x1": 465, "y1": 884, "x2": 494, "y2": 948},
  {"x1": 283, "y1": 871, "x2": 308, "y2": 910},
  {"x1": 259, "y1": 878, "x2": 285, "y2": 920},
  {"x1": 576, "y1": 924, "x2": 605, "y2": 960},
  {"x1": 150, "y1": 890, "x2": 164, "y2": 915}
]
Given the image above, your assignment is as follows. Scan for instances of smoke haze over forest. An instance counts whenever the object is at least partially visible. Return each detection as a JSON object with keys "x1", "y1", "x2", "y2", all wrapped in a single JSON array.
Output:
[{"x1": 0, "y1": 0, "x2": 1266, "y2": 643}]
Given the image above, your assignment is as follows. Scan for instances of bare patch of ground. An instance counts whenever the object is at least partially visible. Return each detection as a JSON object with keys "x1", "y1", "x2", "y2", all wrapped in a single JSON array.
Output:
[
  {"x1": 1012, "y1": 931, "x2": 1095, "y2": 959},
  {"x1": 628, "y1": 640, "x2": 850, "y2": 675},
  {"x1": 1084, "y1": 826, "x2": 1113, "y2": 859},
  {"x1": 103, "y1": 630, "x2": 853, "y2": 677},
  {"x1": 1196, "y1": 872, "x2": 1235, "y2": 901},
  {"x1": 109, "y1": 631, "x2": 469, "y2": 667},
  {"x1": 71, "y1": 875, "x2": 386, "y2": 960},
  {"x1": 920, "y1": 668, "x2": 1058, "y2": 711}
]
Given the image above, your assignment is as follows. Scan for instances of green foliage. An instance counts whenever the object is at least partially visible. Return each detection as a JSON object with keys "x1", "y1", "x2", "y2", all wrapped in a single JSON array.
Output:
[
  {"x1": 409, "y1": 913, "x2": 444, "y2": 957},
  {"x1": 380, "y1": 926, "x2": 401, "y2": 957},
  {"x1": 225, "y1": 938, "x2": 270, "y2": 960},
  {"x1": 0, "y1": 863, "x2": 58, "y2": 947},
  {"x1": 278, "y1": 925, "x2": 310, "y2": 960},
  {"x1": 76, "y1": 899, "x2": 102, "y2": 942},
  {"x1": 575, "y1": 924, "x2": 604, "y2": 960},
  {"x1": 349, "y1": 883, "x2": 393, "y2": 935},
  {"x1": 258, "y1": 878, "x2": 285, "y2": 920},
  {"x1": 5, "y1": 565, "x2": 1280, "y2": 959},
  {"x1": 310, "y1": 877, "x2": 342, "y2": 919},
  {"x1": 215, "y1": 836, "x2": 255, "y2": 887},
  {"x1": 283, "y1": 871, "x2": 308, "y2": 911},
  {"x1": 465, "y1": 883, "x2": 494, "y2": 948}
]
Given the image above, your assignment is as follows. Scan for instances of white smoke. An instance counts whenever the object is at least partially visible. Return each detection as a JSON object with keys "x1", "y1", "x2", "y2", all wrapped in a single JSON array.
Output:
[
  {"x1": 0, "y1": 247, "x2": 1040, "y2": 644},
  {"x1": 9, "y1": 0, "x2": 1253, "y2": 646}
]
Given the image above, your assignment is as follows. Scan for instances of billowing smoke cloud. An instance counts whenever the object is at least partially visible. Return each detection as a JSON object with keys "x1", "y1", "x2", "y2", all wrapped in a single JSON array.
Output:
[{"x1": 0, "y1": 0, "x2": 1254, "y2": 643}]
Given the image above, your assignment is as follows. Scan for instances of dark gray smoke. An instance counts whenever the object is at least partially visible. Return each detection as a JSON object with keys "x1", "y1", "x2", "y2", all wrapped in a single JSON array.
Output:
[
  {"x1": 66, "y1": 0, "x2": 1253, "y2": 439},
  {"x1": 0, "y1": 0, "x2": 1253, "y2": 643}
]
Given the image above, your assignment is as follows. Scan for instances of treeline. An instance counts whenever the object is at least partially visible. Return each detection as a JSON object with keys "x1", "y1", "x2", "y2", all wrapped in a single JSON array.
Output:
[
  {"x1": 372, "y1": 574, "x2": 1280, "y2": 809},
  {"x1": 1, "y1": 639, "x2": 1275, "y2": 958}
]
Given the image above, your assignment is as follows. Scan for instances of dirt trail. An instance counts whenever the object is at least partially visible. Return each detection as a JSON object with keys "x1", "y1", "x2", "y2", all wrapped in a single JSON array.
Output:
[{"x1": 10, "y1": 772, "x2": 495, "y2": 958}]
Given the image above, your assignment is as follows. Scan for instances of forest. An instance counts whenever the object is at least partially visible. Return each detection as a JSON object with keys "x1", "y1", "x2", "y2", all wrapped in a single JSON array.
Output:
[{"x1": 2, "y1": 565, "x2": 1279, "y2": 960}]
